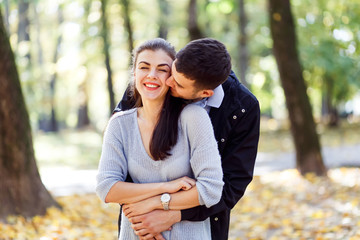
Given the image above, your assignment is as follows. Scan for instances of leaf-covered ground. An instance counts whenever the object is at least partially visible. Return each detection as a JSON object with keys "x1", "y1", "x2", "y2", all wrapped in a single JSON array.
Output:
[
  {"x1": 1, "y1": 168, "x2": 359, "y2": 240},
  {"x1": 230, "y1": 168, "x2": 360, "y2": 240}
]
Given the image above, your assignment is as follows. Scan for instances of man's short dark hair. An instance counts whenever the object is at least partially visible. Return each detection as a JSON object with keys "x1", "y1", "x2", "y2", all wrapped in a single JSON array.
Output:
[{"x1": 175, "y1": 38, "x2": 232, "y2": 90}]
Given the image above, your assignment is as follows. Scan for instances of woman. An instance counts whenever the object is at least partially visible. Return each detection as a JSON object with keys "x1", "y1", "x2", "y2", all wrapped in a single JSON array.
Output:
[{"x1": 96, "y1": 38, "x2": 223, "y2": 240}]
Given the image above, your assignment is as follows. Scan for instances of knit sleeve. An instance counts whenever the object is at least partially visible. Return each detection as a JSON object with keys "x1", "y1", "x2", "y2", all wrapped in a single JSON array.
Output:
[
  {"x1": 95, "y1": 116, "x2": 128, "y2": 203},
  {"x1": 181, "y1": 104, "x2": 224, "y2": 208}
]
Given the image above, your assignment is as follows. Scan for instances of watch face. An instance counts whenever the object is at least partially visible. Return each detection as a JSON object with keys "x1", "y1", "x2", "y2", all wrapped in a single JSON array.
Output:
[{"x1": 161, "y1": 193, "x2": 170, "y2": 202}]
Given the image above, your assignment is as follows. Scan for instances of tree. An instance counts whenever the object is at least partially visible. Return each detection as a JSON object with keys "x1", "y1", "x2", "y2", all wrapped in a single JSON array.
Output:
[
  {"x1": 100, "y1": 0, "x2": 115, "y2": 114},
  {"x1": 17, "y1": 0, "x2": 30, "y2": 45},
  {"x1": 237, "y1": 0, "x2": 249, "y2": 87},
  {"x1": 268, "y1": 0, "x2": 327, "y2": 176},
  {"x1": 48, "y1": 5, "x2": 64, "y2": 132},
  {"x1": 77, "y1": 0, "x2": 92, "y2": 129},
  {"x1": 293, "y1": 0, "x2": 359, "y2": 127},
  {"x1": 120, "y1": 0, "x2": 134, "y2": 59},
  {"x1": 157, "y1": 0, "x2": 170, "y2": 39},
  {"x1": 188, "y1": 0, "x2": 204, "y2": 41},
  {"x1": 0, "y1": 8, "x2": 59, "y2": 220}
]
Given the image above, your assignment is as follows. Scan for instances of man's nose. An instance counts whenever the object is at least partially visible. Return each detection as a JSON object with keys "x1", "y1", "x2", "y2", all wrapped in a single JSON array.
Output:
[{"x1": 166, "y1": 76, "x2": 174, "y2": 87}]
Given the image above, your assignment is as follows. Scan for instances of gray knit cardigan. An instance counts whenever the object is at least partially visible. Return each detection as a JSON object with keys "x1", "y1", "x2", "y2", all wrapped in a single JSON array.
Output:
[{"x1": 96, "y1": 104, "x2": 223, "y2": 240}]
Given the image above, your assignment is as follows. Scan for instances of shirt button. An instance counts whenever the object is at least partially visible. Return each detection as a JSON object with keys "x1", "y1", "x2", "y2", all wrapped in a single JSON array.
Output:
[
  {"x1": 233, "y1": 115, "x2": 237, "y2": 119},
  {"x1": 241, "y1": 109, "x2": 246, "y2": 113},
  {"x1": 220, "y1": 138, "x2": 225, "y2": 142},
  {"x1": 214, "y1": 217, "x2": 219, "y2": 221}
]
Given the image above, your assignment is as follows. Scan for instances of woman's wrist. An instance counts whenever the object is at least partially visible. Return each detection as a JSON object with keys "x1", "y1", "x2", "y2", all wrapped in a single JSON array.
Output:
[
  {"x1": 159, "y1": 182, "x2": 168, "y2": 194},
  {"x1": 149, "y1": 195, "x2": 163, "y2": 210}
]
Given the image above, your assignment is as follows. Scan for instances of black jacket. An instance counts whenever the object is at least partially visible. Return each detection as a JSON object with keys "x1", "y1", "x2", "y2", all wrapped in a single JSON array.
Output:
[
  {"x1": 180, "y1": 71, "x2": 260, "y2": 239},
  {"x1": 114, "y1": 71, "x2": 260, "y2": 240}
]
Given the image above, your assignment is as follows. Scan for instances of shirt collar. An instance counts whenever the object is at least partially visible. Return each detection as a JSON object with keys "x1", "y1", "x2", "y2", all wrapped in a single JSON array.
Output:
[
  {"x1": 206, "y1": 85, "x2": 224, "y2": 108},
  {"x1": 189, "y1": 85, "x2": 224, "y2": 110}
]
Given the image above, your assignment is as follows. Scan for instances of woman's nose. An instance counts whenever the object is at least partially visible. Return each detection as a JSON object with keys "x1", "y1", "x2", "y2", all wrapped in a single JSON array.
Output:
[{"x1": 147, "y1": 69, "x2": 157, "y2": 79}]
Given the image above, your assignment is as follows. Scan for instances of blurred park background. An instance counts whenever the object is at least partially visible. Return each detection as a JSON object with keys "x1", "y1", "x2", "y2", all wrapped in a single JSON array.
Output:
[{"x1": 0, "y1": 0, "x2": 360, "y2": 239}]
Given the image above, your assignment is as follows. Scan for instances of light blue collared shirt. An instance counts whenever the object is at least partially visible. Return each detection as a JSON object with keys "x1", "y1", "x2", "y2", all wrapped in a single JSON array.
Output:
[{"x1": 192, "y1": 85, "x2": 224, "y2": 113}]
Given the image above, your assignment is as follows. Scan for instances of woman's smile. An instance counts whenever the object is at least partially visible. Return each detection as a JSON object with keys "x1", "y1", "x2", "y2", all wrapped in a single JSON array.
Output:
[{"x1": 144, "y1": 82, "x2": 160, "y2": 90}]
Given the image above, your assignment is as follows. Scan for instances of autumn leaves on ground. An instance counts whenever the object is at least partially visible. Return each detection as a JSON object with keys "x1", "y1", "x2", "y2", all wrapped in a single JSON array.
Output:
[
  {"x1": 1, "y1": 125, "x2": 360, "y2": 240},
  {"x1": 0, "y1": 168, "x2": 359, "y2": 240}
]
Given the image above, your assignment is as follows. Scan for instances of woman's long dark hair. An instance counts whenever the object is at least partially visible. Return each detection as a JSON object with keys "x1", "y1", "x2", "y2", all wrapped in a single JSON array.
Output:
[
  {"x1": 150, "y1": 92, "x2": 184, "y2": 160},
  {"x1": 130, "y1": 38, "x2": 185, "y2": 160}
]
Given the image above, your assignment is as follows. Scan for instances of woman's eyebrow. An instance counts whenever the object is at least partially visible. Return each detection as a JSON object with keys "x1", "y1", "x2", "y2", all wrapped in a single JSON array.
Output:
[
  {"x1": 138, "y1": 62, "x2": 170, "y2": 68},
  {"x1": 138, "y1": 61, "x2": 150, "y2": 65},
  {"x1": 158, "y1": 63, "x2": 171, "y2": 68}
]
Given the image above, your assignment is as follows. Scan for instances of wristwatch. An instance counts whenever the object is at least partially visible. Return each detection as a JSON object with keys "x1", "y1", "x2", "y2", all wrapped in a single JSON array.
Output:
[{"x1": 160, "y1": 193, "x2": 171, "y2": 210}]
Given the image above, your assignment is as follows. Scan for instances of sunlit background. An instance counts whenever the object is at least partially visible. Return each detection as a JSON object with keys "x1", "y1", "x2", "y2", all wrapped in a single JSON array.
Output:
[
  {"x1": 1, "y1": 0, "x2": 360, "y2": 239},
  {"x1": 3, "y1": 0, "x2": 359, "y2": 133}
]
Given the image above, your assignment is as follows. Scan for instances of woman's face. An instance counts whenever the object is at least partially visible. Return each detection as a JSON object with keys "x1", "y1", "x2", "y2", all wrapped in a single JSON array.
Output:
[{"x1": 134, "y1": 49, "x2": 173, "y2": 103}]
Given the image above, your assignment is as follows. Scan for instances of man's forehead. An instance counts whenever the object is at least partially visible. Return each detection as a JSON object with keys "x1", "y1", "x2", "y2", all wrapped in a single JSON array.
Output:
[{"x1": 172, "y1": 62, "x2": 195, "y2": 87}]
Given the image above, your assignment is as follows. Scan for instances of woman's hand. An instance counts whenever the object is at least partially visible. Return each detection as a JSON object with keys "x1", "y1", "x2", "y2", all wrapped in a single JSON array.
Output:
[
  {"x1": 123, "y1": 197, "x2": 157, "y2": 218},
  {"x1": 123, "y1": 177, "x2": 195, "y2": 218},
  {"x1": 165, "y1": 176, "x2": 196, "y2": 193}
]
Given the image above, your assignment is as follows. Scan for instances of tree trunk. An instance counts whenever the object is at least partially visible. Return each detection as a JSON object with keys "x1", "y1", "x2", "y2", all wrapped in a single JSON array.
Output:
[
  {"x1": 322, "y1": 76, "x2": 339, "y2": 127},
  {"x1": 33, "y1": 3, "x2": 44, "y2": 67},
  {"x1": 0, "y1": 8, "x2": 59, "y2": 221},
  {"x1": 157, "y1": 0, "x2": 169, "y2": 39},
  {"x1": 237, "y1": 0, "x2": 249, "y2": 88},
  {"x1": 268, "y1": 0, "x2": 326, "y2": 176},
  {"x1": 120, "y1": 0, "x2": 134, "y2": 60},
  {"x1": 17, "y1": 0, "x2": 30, "y2": 44},
  {"x1": 48, "y1": 6, "x2": 64, "y2": 132},
  {"x1": 77, "y1": 94, "x2": 90, "y2": 128},
  {"x1": 101, "y1": 0, "x2": 115, "y2": 115},
  {"x1": 77, "y1": 0, "x2": 92, "y2": 128},
  {"x1": 188, "y1": 0, "x2": 204, "y2": 41}
]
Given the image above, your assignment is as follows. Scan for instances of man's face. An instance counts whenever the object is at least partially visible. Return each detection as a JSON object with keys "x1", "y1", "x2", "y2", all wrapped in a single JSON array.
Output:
[{"x1": 166, "y1": 61, "x2": 204, "y2": 100}]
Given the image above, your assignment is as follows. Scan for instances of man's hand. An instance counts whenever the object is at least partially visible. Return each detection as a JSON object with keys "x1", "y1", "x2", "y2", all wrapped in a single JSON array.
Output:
[{"x1": 129, "y1": 210, "x2": 181, "y2": 240}]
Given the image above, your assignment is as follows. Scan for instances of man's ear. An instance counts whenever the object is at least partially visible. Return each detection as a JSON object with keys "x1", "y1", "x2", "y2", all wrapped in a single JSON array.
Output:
[{"x1": 199, "y1": 89, "x2": 214, "y2": 98}]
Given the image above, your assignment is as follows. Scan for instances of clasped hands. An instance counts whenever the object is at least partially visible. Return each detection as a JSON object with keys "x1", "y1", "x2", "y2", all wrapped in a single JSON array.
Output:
[{"x1": 122, "y1": 176, "x2": 196, "y2": 240}]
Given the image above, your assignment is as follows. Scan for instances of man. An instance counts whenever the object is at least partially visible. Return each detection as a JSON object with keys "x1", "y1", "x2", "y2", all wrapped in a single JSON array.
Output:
[{"x1": 114, "y1": 38, "x2": 260, "y2": 240}]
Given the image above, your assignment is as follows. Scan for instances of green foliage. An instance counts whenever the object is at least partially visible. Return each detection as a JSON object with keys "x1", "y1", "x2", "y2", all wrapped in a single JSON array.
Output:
[
  {"x1": 293, "y1": 0, "x2": 360, "y2": 110},
  {"x1": 3, "y1": 0, "x2": 360, "y2": 131}
]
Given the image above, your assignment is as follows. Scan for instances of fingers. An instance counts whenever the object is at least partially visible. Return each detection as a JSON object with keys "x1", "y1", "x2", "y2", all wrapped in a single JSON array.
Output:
[
  {"x1": 181, "y1": 181, "x2": 192, "y2": 191},
  {"x1": 123, "y1": 205, "x2": 136, "y2": 218},
  {"x1": 132, "y1": 222, "x2": 160, "y2": 240},
  {"x1": 154, "y1": 234, "x2": 166, "y2": 240},
  {"x1": 181, "y1": 176, "x2": 196, "y2": 190},
  {"x1": 182, "y1": 176, "x2": 196, "y2": 186},
  {"x1": 138, "y1": 234, "x2": 156, "y2": 240},
  {"x1": 131, "y1": 222, "x2": 143, "y2": 231},
  {"x1": 129, "y1": 215, "x2": 142, "y2": 224},
  {"x1": 134, "y1": 228, "x2": 152, "y2": 237}
]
